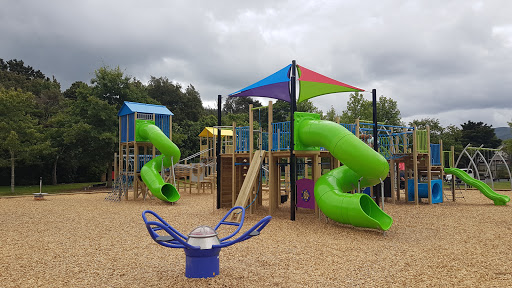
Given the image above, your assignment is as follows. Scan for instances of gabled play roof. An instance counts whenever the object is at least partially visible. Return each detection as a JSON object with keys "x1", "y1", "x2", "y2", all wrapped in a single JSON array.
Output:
[
  {"x1": 118, "y1": 101, "x2": 174, "y2": 116},
  {"x1": 198, "y1": 127, "x2": 233, "y2": 138}
]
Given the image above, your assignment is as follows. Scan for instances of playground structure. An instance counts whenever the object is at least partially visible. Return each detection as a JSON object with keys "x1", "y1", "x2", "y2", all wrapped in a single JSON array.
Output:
[
  {"x1": 217, "y1": 60, "x2": 491, "y2": 231},
  {"x1": 443, "y1": 144, "x2": 511, "y2": 205},
  {"x1": 218, "y1": 100, "x2": 512, "y2": 215},
  {"x1": 142, "y1": 206, "x2": 271, "y2": 278},
  {"x1": 109, "y1": 101, "x2": 179, "y2": 202},
  {"x1": 171, "y1": 127, "x2": 233, "y2": 194},
  {"x1": 217, "y1": 102, "x2": 449, "y2": 216},
  {"x1": 453, "y1": 144, "x2": 512, "y2": 190},
  {"x1": 109, "y1": 61, "x2": 509, "y2": 231},
  {"x1": 108, "y1": 102, "x2": 234, "y2": 202},
  {"x1": 107, "y1": 64, "x2": 460, "y2": 222}
]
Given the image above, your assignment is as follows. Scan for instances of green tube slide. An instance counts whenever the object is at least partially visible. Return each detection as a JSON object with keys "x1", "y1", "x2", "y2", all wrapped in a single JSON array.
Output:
[
  {"x1": 295, "y1": 112, "x2": 392, "y2": 230},
  {"x1": 444, "y1": 168, "x2": 510, "y2": 206},
  {"x1": 136, "y1": 120, "x2": 181, "y2": 202}
]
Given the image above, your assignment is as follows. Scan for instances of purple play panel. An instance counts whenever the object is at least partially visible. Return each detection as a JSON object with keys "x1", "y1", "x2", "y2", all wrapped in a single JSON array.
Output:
[{"x1": 296, "y1": 178, "x2": 315, "y2": 209}]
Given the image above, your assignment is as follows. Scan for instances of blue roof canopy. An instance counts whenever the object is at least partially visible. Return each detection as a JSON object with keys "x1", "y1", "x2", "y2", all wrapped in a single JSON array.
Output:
[{"x1": 118, "y1": 101, "x2": 174, "y2": 116}]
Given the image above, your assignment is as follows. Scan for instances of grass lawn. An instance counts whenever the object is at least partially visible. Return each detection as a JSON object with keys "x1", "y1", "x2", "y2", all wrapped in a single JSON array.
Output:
[{"x1": 0, "y1": 182, "x2": 105, "y2": 197}]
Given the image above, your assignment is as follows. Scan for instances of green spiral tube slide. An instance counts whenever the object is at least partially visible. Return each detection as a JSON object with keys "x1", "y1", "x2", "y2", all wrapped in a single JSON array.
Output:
[
  {"x1": 295, "y1": 112, "x2": 392, "y2": 230},
  {"x1": 136, "y1": 120, "x2": 181, "y2": 202},
  {"x1": 444, "y1": 168, "x2": 510, "y2": 205}
]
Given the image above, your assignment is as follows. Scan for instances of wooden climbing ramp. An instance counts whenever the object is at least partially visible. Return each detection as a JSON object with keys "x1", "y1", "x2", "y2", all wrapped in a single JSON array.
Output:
[{"x1": 232, "y1": 150, "x2": 266, "y2": 218}]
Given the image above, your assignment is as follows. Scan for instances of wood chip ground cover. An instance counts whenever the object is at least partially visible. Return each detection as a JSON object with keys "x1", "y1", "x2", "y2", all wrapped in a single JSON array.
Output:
[{"x1": 1, "y1": 188, "x2": 511, "y2": 287}]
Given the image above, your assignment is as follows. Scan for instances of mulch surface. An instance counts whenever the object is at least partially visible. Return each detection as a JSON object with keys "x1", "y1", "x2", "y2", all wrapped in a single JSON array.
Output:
[{"x1": 1, "y1": 187, "x2": 511, "y2": 287}]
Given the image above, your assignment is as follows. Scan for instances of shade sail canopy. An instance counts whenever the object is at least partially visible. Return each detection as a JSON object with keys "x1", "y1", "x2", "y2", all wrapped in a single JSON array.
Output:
[
  {"x1": 228, "y1": 63, "x2": 364, "y2": 103},
  {"x1": 228, "y1": 64, "x2": 291, "y2": 102},
  {"x1": 297, "y1": 65, "x2": 364, "y2": 103},
  {"x1": 198, "y1": 127, "x2": 233, "y2": 138}
]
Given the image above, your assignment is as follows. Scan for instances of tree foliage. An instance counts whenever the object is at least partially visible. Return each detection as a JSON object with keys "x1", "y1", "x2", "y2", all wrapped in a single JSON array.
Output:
[
  {"x1": 2, "y1": 58, "x2": 508, "y2": 189},
  {"x1": 460, "y1": 120, "x2": 501, "y2": 149},
  {"x1": 223, "y1": 96, "x2": 262, "y2": 115},
  {"x1": 338, "y1": 92, "x2": 401, "y2": 125},
  {"x1": 147, "y1": 77, "x2": 204, "y2": 124},
  {"x1": 503, "y1": 121, "x2": 512, "y2": 162},
  {"x1": 90, "y1": 66, "x2": 155, "y2": 109},
  {"x1": 323, "y1": 106, "x2": 337, "y2": 122},
  {"x1": 409, "y1": 118, "x2": 444, "y2": 143},
  {"x1": 0, "y1": 88, "x2": 50, "y2": 191}
]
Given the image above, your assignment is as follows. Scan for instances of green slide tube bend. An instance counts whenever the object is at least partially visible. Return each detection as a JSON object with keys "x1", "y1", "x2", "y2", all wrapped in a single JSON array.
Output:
[
  {"x1": 295, "y1": 113, "x2": 392, "y2": 230},
  {"x1": 445, "y1": 168, "x2": 510, "y2": 206},
  {"x1": 136, "y1": 121, "x2": 181, "y2": 202}
]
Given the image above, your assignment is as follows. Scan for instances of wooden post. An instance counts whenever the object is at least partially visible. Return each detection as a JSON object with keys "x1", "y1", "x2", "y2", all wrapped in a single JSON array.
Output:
[
  {"x1": 313, "y1": 153, "x2": 321, "y2": 217},
  {"x1": 249, "y1": 104, "x2": 253, "y2": 161},
  {"x1": 440, "y1": 139, "x2": 444, "y2": 190},
  {"x1": 134, "y1": 112, "x2": 138, "y2": 200},
  {"x1": 426, "y1": 126, "x2": 432, "y2": 204},
  {"x1": 355, "y1": 118, "x2": 360, "y2": 138},
  {"x1": 118, "y1": 116, "x2": 122, "y2": 181},
  {"x1": 268, "y1": 102, "x2": 276, "y2": 214},
  {"x1": 169, "y1": 115, "x2": 172, "y2": 140},
  {"x1": 413, "y1": 125, "x2": 419, "y2": 205},
  {"x1": 232, "y1": 122, "x2": 236, "y2": 207},
  {"x1": 269, "y1": 155, "x2": 277, "y2": 214},
  {"x1": 125, "y1": 115, "x2": 130, "y2": 200},
  {"x1": 389, "y1": 127, "x2": 396, "y2": 203},
  {"x1": 403, "y1": 161, "x2": 408, "y2": 202},
  {"x1": 451, "y1": 145, "x2": 455, "y2": 201},
  {"x1": 403, "y1": 128, "x2": 408, "y2": 153},
  {"x1": 397, "y1": 161, "x2": 402, "y2": 201}
]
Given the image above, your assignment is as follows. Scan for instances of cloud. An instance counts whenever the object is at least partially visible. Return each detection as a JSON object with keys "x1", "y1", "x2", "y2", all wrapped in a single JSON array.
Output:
[{"x1": 1, "y1": 0, "x2": 511, "y2": 127}]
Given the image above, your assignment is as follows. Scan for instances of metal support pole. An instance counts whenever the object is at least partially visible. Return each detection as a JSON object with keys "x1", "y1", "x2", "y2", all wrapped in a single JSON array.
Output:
[
  {"x1": 290, "y1": 60, "x2": 297, "y2": 221},
  {"x1": 380, "y1": 178, "x2": 385, "y2": 210},
  {"x1": 372, "y1": 89, "x2": 381, "y2": 207},
  {"x1": 216, "y1": 95, "x2": 222, "y2": 209}
]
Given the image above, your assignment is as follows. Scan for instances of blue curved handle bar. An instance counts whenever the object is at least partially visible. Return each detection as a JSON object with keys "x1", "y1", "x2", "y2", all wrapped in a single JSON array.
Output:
[
  {"x1": 214, "y1": 206, "x2": 245, "y2": 242},
  {"x1": 213, "y1": 215, "x2": 272, "y2": 248},
  {"x1": 142, "y1": 208, "x2": 271, "y2": 250},
  {"x1": 142, "y1": 210, "x2": 199, "y2": 250}
]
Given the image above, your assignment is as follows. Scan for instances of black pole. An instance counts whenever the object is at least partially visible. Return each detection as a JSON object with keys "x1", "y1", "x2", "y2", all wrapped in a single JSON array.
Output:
[
  {"x1": 290, "y1": 60, "x2": 297, "y2": 221},
  {"x1": 372, "y1": 88, "x2": 381, "y2": 206},
  {"x1": 216, "y1": 94, "x2": 222, "y2": 209}
]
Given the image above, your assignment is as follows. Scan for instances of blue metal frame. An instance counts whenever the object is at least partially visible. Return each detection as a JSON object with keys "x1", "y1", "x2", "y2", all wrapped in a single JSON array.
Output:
[
  {"x1": 142, "y1": 206, "x2": 271, "y2": 250},
  {"x1": 235, "y1": 126, "x2": 250, "y2": 152},
  {"x1": 272, "y1": 121, "x2": 291, "y2": 151}
]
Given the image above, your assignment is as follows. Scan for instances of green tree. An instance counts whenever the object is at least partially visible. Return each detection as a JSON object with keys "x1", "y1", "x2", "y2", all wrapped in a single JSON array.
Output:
[
  {"x1": 409, "y1": 118, "x2": 444, "y2": 143},
  {"x1": 0, "y1": 88, "x2": 49, "y2": 192},
  {"x1": 339, "y1": 92, "x2": 401, "y2": 125},
  {"x1": 63, "y1": 81, "x2": 89, "y2": 100},
  {"x1": 0, "y1": 58, "x2": 60, "y2": 97},
  {"x1": 460, "y1": 120, "x2": 501, "y2": 149},
  {"x1": 71, "y1": 94, "x2": 118, "y2": 184},
  {"x1": 45, "y1": 99, "x2": 92, "y2": 185},
  {"x1": 223, "y1": 96, "x2": 262, "y2": 115},
  {"x1": 376, "y1": 96, "x2": 401, "y2": 126},
  {"x1": 339, "y1": 92, "x2": 372, "y2": 123},
  {"x1": 146, "y1": 77, "x2": 204, "y2": 124},
  {"x1": 272, "y1": 100, "x2": 290, "y2": 123},
  {"x1": 323, "y1": 106, "x2": 337, "y2": 122},
  {"x1": 90, "y1": 66, "x2": 155, "y2": 109},
  {"x1": 503, "y1": 121, "x2": 512, "y2": 164},
  {"x1": 296, "y1": 99, "x2": 322, "y2": 114}
]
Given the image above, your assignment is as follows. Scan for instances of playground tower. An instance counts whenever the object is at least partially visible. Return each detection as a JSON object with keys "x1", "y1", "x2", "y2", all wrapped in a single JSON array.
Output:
[{"x1": 115, "y1": 101, "x2": 173, "y2": 200}]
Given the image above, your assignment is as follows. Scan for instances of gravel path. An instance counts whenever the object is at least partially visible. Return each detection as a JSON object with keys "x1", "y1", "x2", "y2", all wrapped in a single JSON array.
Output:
[{"x1": 1, "y1": 188, "x2": 511, "y2": 287}]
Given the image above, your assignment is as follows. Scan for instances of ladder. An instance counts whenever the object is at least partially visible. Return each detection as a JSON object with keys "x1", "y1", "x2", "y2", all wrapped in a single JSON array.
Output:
[{"x1": 104, "y1": 175, "x2": 133, "y2": 202}]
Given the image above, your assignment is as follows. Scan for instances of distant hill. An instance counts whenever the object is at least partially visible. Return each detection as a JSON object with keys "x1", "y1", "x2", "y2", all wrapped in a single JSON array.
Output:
[{"x1": 494, "y1": 127, "x2": 512, "y2": 140}]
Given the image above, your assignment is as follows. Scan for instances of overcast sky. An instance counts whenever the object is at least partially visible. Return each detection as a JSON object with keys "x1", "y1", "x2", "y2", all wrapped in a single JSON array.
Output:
[{"x1": 2, "y1": 0, "x2": 512, "y2": 127}]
